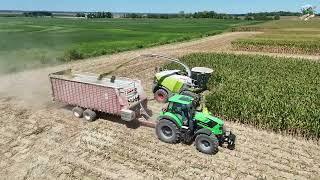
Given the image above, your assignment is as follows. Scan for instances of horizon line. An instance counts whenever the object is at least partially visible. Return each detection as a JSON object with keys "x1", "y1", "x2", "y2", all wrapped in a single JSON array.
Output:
[{"x1": 0, "y1": 9, "x2": 301, "y2": 15}]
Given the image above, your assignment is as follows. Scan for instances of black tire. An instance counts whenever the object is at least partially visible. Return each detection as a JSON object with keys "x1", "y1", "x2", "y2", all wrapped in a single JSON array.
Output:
[
  {"x1": 195, "y1": 134, "x2": 219, "y2": 155},
  {"x1": 83, "y1": 109, "x2": 97, "y2": 122},
  {"x1": 154, "y1": 88, "x2": 169, "y2": 103},
  {"x1": 156, "y1": 119, "x2": 180, "y2": 144},
  {"x1": 72, "y1": 107, "x2": 84, "y2": 118}
]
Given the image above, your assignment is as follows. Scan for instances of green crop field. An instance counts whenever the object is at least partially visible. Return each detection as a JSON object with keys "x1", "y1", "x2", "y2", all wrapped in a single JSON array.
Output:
[
  {"x1": 0, "y1": 17, "x2": 257, "y2": 74},
  {"x1": 166, "y1": 53, "x2": 320, "y2": 138},
  {"x1": 232, "y1": 18, "x2": 320, "y2": 55}
]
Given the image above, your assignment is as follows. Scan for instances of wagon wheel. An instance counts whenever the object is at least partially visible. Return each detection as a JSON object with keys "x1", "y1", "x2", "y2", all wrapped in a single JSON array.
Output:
[
  {"x1": 83, "y1": 109, "x2": 97, "y2": 122},
  {"x1": 72, "y1": 107, "x2": 84, "y2": 118}
]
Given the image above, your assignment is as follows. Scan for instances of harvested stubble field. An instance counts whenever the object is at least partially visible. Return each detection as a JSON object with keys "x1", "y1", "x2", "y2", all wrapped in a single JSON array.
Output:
[
  {"x1": 0, "y1": 32, "x2": 320, "y2": 179},
  {"x1": 232, "y1": 19, "x2": 320, "y2": 55}
]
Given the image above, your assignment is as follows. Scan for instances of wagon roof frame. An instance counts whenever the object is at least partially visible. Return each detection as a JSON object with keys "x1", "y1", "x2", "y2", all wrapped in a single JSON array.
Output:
[{"x1": 49, "y1": 69, "x2": 140, "y2": 89}]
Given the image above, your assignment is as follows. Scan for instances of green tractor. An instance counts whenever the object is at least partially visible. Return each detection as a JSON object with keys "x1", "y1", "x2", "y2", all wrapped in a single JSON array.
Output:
[{"x1": 156, "y1": 94, "x2": 236, "y2": 155}]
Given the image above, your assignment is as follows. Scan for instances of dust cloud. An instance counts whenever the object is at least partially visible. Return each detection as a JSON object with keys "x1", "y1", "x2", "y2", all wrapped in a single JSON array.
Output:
[{"x1": 0, "y1": 65, "x2": 67, "y2": 109}]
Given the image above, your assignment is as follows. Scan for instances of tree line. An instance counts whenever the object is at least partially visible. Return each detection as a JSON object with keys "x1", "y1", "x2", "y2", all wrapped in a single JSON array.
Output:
[
  {"x1": 121, "y1": 11, "x2": 289, "y2": 20},
  {"x1": 191, "y1": 11, "x2": 238, "y2": 19},
  {"x1": 20, "y1": 10, "x2": 306, "y2": 20},
  {"x1": 242, "y1": 11, "x2": 303, "y2": 21},
  {"x1": 122, "y1": 11, "x2": 238, "y2": 19},
  {"x1": 123, "y1": 13, "x2": 177, "y2": 19},
  {"x1": 23, "y1": 11, "x2": 52, "y2": 17},
  {"x1": 247, "y1": 11, "x2": 301, "y2": 16},
  {"x1": 76, "y1": 12, "x2": 113, "y2": 18}
]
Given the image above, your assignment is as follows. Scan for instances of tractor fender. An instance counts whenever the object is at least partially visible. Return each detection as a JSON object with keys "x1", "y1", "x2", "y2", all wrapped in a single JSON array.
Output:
[
  {"x1": 158, "y1": 114, "x2": 183, "y2": 128},
  {"x1": 195, "y1": 128, "x2": 212, "y2": 137}
]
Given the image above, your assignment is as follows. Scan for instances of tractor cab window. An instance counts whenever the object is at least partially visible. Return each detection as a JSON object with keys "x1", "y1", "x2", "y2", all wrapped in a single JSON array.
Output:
[
  {"x1": 169, "y1": 103, "x2": 184, "y2": 114},
  {"x1": 170, "y1": 103, "x2": 191, "y2": 121}
]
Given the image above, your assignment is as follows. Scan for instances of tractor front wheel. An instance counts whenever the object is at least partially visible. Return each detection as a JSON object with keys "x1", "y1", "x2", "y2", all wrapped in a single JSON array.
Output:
[
  {"x1": 154, "y1": 88, "x2": 169, "y2": 103},
  {"x1": 195, "y1": 134, "x2": 219, "y2": 155},
  {"x1": 156, "y1": 119, "x2": 180, "y2": 144}
]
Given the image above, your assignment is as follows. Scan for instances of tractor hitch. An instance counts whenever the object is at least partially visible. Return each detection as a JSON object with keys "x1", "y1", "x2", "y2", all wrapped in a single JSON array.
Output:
[{"x1": 221, "y1": 131, "x2": 236, "y2": 150}]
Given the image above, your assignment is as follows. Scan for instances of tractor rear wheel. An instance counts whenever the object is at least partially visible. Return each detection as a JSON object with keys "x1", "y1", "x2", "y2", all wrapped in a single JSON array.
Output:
[
  {"x1": 83, "y1": 109, "x2": 97, "y2": 122},
  {"x1": 156, "y1": 119, "x2": 180, "y2": 144},
  {"x1": 195, "y1": 134, "x2": 219, "y2": 155},
  {"x1": 154, "y1": 88, "x2": 169, "y2": 103}
]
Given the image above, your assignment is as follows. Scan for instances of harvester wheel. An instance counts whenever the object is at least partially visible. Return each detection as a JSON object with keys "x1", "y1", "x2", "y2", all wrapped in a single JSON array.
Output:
[
  {"x1": 72, "y1": 107, "x2": 84, "y2": 118},
  {"x1": 156, "y1": 119, "x2": 180, "y2": 144},
  {"x1": 83, "y1": 109, "x2": 97, "y2": 122},
  {"x1": 154, "y1": 88, "x2": 169, "y2": 103},
  {"x1": 195, "y1": 134, "x2": 219, "y2": 155}
]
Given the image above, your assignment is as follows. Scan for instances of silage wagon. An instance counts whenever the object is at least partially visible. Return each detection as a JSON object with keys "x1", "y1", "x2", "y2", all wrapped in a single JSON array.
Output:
[{"x1": 49, "y1": 69, "x2": 148, "y2": 122}]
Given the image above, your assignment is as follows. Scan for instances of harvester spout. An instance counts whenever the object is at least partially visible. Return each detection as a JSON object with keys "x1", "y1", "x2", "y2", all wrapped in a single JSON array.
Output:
[{"x1": 142, "y1": 54, "x2": 192, "y2": 77}]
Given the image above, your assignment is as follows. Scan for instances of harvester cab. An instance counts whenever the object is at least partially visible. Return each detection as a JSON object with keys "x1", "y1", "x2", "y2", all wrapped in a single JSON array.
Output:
[
  {"x1": 156, "y1": 94, "x2": 236, "y2": 155},
  {"x1": 141, "y1": 54, "x2": 213, "y2": 103}
]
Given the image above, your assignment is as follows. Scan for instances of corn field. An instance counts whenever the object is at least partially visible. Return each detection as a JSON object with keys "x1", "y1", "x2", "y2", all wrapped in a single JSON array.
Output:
[
  {"x1": 167, "y1": 53, "x2": 320, "y2": 138},
  {"x1": 231, "y1": 19, "x2": 320, "y2": 56},
  {"x1": 232, "y1": 39, "x2": 320, "y2": 55}
]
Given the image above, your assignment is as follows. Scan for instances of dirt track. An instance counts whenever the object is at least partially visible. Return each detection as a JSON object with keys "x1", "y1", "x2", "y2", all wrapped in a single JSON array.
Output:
[{"x1": 1, "y1": 32, "x2": 320, "y2": 179}]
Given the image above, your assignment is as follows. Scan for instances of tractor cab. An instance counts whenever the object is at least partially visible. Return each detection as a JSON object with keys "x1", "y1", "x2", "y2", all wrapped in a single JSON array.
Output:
[
  {"x1": 157, "y1": 94, "x2": 236, "y2": 155},
  {"x1": 164, "y1": 94, "x2": 195, "y2": 126}
]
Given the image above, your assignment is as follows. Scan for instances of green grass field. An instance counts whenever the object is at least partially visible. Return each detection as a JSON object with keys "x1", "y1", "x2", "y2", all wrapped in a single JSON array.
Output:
[
  {"x1": 232, "y1": 18, "x2": 320, "y2": 55},
  {"x1": 0, "y1": 17, "x2": 257, "y2": 74},
  {"x1": 167, "y1": 53, "x2": 320, "y2": 138}
]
